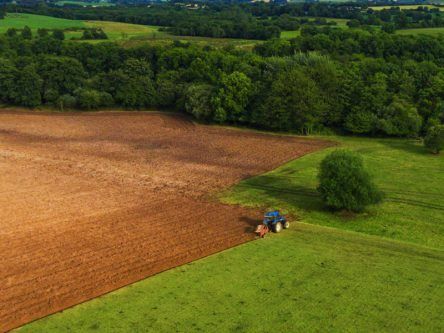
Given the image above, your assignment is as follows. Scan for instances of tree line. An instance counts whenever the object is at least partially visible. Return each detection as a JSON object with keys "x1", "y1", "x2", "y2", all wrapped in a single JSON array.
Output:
[
  {"x1": 4, "y1": 26, "x2": 108, "y2": 40},
  {"x1": 0, "y1": 29, "x2": 443, "y2": 138}
]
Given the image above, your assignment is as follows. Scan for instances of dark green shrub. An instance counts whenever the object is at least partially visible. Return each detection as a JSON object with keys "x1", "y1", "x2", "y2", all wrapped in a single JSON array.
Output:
[
  {"x1": 345, "y1": 111, "x2": 377, "y2": 134},
  {"x1": 317, "y1": 150, "x2": 383, "y2": 212},
  {"x1": 185, "y1": 84, "x2": 214, "y2": 121},
  {"x1": 74, "y1": 89, "x2": 112, "y2": 110},
  {"x1": 57, "y1": 94, "x2": 77, "y2": 110},
  {"x1": 6, "y1": 28, "x2": 17, "y2": 38},
  {"x1": 52, "y1": 29, "x2": 65, "y2": 41},
  {"x1": 381, "y1": 23, "x2": 396, "y2": 34},
  {"x1": 43, "y1": 88, "x2": 60, "y2": 104},
  {"x1": 377, "y1": 97, "x2": 422, "y2": 137},
  {"x1": 81, "y1": 28, "x2": 108, "y2": 40},
  {"x1": 21, "y1": 26, "x2": 32, "y2": 40},
  {"x1": 424, "y1": 125, "x2": 444, "y2": 154},
  {"x1": 37, "y1": 28, "x2": 49, "y2": 38}
]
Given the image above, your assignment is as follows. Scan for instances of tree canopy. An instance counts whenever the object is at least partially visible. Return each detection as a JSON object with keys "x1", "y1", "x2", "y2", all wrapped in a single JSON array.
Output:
[{"x1": 0, "y1": 22, "x2": 443, "y2": 138}]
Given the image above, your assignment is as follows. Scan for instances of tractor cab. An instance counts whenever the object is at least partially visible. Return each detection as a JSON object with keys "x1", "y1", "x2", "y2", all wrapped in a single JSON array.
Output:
[{"x1": 263, "y1": 210, "x2": 281, "y2": 223}]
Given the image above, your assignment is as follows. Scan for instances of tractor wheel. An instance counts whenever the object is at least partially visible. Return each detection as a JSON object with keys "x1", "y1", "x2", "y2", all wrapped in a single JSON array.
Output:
[
  {"x1": 273, "y1": 222, "x2": 283, "y2": 233},
  {"x1": 283, "y1": 221, "x2": 290, "y2": 229}
]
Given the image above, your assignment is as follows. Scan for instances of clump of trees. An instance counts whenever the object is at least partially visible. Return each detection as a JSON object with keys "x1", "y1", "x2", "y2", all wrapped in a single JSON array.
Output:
[
  {"x1": 80, "y1": 28, "x2": 107, "y2": 40},
  {"x1": 424, "y1": 125, "x2": 444, "y2": 154},
  {"x1": 52, "y1": 29, "x2": 65, "y2": 40},
  {"x1": 317, "y1": 150, "x2": 383, "y2": 212},
  {"x1": 21, "y1": 26, "x2": 32, "y2": 39}
]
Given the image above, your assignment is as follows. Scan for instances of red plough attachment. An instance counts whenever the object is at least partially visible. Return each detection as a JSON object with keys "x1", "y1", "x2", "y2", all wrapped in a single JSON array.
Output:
[{"x1": 255, "y1": 224, "x2": 269, "y2": 238}]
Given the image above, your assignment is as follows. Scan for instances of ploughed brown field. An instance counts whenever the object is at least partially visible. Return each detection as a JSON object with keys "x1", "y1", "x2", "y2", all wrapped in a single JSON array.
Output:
[{"x1": 0, "y1": 110, "x2": 328, "y2": 332}]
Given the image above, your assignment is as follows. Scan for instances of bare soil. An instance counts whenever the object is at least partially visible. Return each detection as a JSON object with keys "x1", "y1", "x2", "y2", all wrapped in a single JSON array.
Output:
[{"x1": 0, "y1": 110, "x2": 329, "y2": 332}]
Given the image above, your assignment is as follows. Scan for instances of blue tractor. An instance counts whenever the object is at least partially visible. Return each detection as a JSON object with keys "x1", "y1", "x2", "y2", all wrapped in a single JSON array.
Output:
[{"x1": 255, "y1": 210, "x2": 289, "y2": 237}]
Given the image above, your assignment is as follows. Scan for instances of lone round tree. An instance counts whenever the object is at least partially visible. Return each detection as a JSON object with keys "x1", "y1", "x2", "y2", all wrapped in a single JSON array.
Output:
[{"x1": 317, "y1": 150, "x2": 383, "y2": 212}]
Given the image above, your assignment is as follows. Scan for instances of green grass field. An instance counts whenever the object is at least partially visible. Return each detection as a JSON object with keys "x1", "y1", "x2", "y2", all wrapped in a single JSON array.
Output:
[
  {"x1": 55, "y1": 1, "x2": 115, "y2": 6},
  {"x1": 118, "y1": 33, "x2": 260, "y2": 49},
  {"x1": 321, "y1": 17, "x2": 349, "y2": 26},
  {"x1": 369, "y1": 5, "x2": 443, "y2": 11},
  {"x1": 281, "y1": 18, "x2": 349, "y2": 39},
  {"x1": 0, "y1": 13, "x2": 85, "y2": 34},
  {"x1": 281, "y1": 30, "x2": 301, "y2": 39},
  {"x1": 396, "y1": 27, "x2": 444, "y2": 35},
  {"x1": 0, "y1": 13, "x2": 164, "y2": 41},
  {"x1": 83, "y1": 21, "x2": 165, "y2": 40},
  {"x1": 20, "y1": 135, "x2": 444, "y2": 332}
]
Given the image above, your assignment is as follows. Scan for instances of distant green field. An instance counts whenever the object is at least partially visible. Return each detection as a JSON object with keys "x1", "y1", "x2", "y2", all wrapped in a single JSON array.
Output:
[
  {"x1": 0, "y1": 13, "x2": 165, "y2": 41},
  {"x1": 396, "y1": 27, "x2": 444, "y2": 35},
  {"x1": 369, "y1": 4, "x2": 443, "y2": 11},
  {"x1": 0, "y1": 13, "x2": 85, "y2": 33},
  {"x1": 320, "y1": 17, "x2": 349, "y2": 26},
  {"x1": 83, "y1": 21, "x2": 165, "y2": 40},
  {"x1": 20, "y1": 135, "x2": 444, "y2": 332},
  {"x1": 281, "y1": 30, "x2": 301, "y2": 39},
  {"x1": 281, "y1": 18, "x2": 348, "y2": 39},
  {"x1": 118, "y1": 33, "x2": 260, "y2": 49},
  {"x1": 55, "y1": 0, "x2": 115, "y2": 6}
]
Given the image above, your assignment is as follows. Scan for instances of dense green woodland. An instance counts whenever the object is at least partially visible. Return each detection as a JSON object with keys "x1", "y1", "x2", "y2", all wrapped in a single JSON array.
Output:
[{"x1": 0, "y1": 27, "x2": 443, "y2": 137}]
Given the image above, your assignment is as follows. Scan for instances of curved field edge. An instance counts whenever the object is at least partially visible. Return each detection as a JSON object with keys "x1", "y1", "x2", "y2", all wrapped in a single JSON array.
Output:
[
  {"x1": 18, "y1": 222, "x2": 444, "y2": 333},
  {"x1": 221, "y1": 135, "x2": 444, "y2": 250}
]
